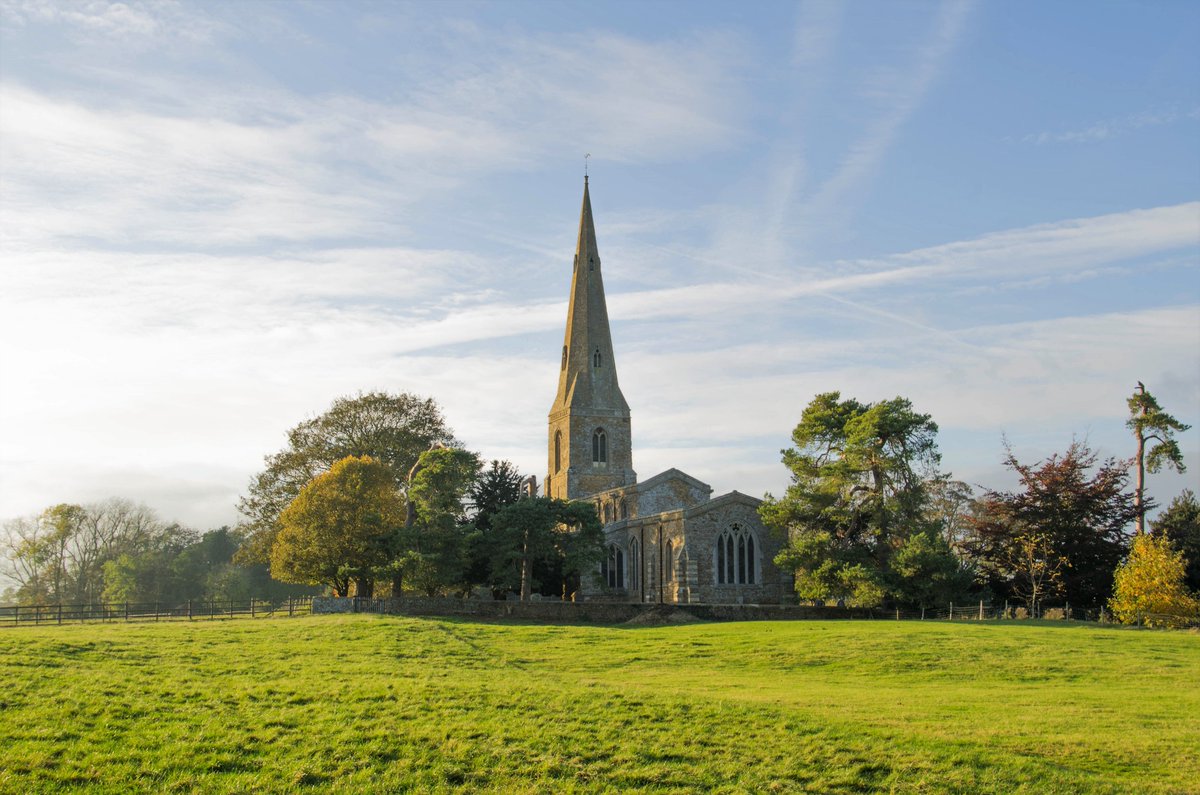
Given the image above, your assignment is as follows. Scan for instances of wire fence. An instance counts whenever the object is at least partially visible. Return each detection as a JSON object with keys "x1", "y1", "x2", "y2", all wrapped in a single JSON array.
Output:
[
  {"x1": 809, "y1": 601, "x2": 1199, "y2": 628},
  {"x1": 0, "y1": 597, "x2": 313, "y2": 627}
]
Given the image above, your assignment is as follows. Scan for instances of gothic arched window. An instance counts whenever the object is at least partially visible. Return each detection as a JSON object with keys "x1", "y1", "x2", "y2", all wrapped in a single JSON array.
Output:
[
  {"x1": 600, "y1": 543, "x2": 624, "y2": 589},
  {"x1": 715, "y1": 524, "x2": 757, "y2": 585},
  {"x1": 593, "y1": 347, "x2": 602, "y2": 367},
  {"x1": 554, "y1": 431, "x2": 562, "y2": 473},
  {"x1": 561, "y1": 345, "x2": 568, "y2": 370},
  {"x1": 665, "y1": 539, "x2": 674, "y2": 582},
  {"x1": 628, "y1": 537, "x2": 640, "y2": 591},
  {"x1": 592, "y1": 428, "x2": 607, "y2": 463}
]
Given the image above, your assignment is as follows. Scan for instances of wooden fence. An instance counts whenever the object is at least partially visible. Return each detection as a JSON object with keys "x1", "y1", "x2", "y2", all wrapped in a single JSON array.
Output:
[{"x1": 0, "y1": 597, "x2": 313, "y2": 627}]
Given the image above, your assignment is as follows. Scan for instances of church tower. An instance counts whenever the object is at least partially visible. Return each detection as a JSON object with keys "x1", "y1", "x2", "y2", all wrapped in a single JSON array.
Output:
[{"x1": 546, "y1": 177, "x2": 636, "y2": 500}]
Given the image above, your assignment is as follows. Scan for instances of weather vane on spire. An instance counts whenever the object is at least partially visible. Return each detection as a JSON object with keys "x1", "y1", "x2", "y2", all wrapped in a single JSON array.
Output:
[{"x1": 585, "y1": 153, "x2": 590, "y2": 179}]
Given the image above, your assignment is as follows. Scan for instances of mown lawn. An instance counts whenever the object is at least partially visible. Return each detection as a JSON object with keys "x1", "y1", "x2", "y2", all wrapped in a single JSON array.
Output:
[{"x1": 0, "y1": 615, "x2": 1196, "y2": 793}]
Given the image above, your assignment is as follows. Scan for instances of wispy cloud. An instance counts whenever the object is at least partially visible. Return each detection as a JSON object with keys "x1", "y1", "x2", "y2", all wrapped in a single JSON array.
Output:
[
  {"x1": 795, "y1": 0, "x2": 974, "y2": 234},
  {"x1": 1022, "y1": 106, "x2": 1200, "y2": 145}
]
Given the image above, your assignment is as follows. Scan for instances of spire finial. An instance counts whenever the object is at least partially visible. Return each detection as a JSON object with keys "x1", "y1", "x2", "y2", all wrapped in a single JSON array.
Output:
[{"x1": 584, "y1": 153, "x2": 590, "y2": 182}]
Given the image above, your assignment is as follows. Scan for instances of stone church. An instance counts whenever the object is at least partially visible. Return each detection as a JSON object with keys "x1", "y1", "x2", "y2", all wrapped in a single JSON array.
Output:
[{"x1": 546, "y1": 178, "x2": 792, "y2": 604}]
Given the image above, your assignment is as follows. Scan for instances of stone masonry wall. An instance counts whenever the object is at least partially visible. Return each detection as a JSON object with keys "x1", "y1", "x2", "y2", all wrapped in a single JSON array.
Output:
[{"x1": 312, "y1": 596, "x2": 881, "y2": 624}]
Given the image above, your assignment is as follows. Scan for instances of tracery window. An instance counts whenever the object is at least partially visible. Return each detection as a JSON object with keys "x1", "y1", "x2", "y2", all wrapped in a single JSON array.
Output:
[
  {"x1": 593, "y1": 347, "x2": 602, "y2": 367},
  {"x1": 665, "y1": 539, "x2": 675, "y2": 582},
  {"x1": 592, "y1": 428, "x2": 607, "y2": 463},
  {"x1": 715, "y1": 524, "x2": 757, "y2": 585},
  {"x1": 600, "y1": 543, "x2": 624, "y2": 589}
]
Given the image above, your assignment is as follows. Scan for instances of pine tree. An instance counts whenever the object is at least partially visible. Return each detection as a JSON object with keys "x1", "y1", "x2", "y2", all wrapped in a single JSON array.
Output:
[{"x1": 1128, "y1": 384, "x2": 1189, "y2": 535}]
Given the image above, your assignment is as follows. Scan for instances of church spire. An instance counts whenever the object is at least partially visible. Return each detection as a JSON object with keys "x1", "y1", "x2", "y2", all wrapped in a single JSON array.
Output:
[
  {"x1": 554, "y1": 176, "x2": 627, "y2": 412},
  {"x1": 546, "y1": 177, "x2": 635, "y2": 500}
]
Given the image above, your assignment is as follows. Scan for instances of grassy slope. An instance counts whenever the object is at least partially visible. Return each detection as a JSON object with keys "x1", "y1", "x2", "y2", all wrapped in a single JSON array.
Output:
[{"x1": 0, "y1": 616, "x2": 1196, "y2": 794}]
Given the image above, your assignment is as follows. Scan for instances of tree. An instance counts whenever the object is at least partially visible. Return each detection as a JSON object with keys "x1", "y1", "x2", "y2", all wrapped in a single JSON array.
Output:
[
  {"x1": 1109, "y1": 533, "x2": 1200, "y2": 628},
  {"x1": 1153, "y1": 490, "x2": 1200, "y2": 593},
  {"x1": 387, "y1": 446, "x2": 481, "y2": 596},
  {"x1": 464, "y1": 460, "x2": 525, "y2": 594},
  {"x1": 1002, "y1": 532, "x2": 1066, "y2": 613},
  {"x1": 889, "y1": 530, "x2": 976, "y2": 610},
  {"x1": 760, "y1": 392, "x2": 942, "y2": 607},
  {"x1": 1128, "y1": 384, "x2": 1189, "y2": 535},
  {"x1": 270, "y1": 455, "x2": 405, "y2": 597},
  {"x1": 238, "y1": 392, "x2": 457, "y2": 563},
  {"x1": 923, "y1": 478, "x2": 977, "y2": 553},
  {"x1": 966, "y1": 441, "x2": 1138, "y2": 607},
  {"x1": 491, "y1": 497, "x2": 604, "y2": 601},
  {"x1": 0, "y1": 500, "x2": 169, "y2": 605}
]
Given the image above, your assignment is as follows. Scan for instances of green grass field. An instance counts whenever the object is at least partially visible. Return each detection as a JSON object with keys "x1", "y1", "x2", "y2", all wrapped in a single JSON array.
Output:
[{"x1": 1, "y1": 615, "x2": 1197, "y2": 794}]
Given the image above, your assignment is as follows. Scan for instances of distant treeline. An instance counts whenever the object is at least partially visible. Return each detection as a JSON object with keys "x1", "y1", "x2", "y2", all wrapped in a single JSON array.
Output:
[{"x1": 1, "y1": 499, "x2": 317, "y2": 607}]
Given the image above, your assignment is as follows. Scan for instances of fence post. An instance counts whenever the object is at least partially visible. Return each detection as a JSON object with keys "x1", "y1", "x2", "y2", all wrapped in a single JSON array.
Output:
[
  {"x1": 896, "y1": 607, "x2": 900, "y2": 621},
  {"x1": 979, "y1": 600, "x2": 984, "y2": 621},
  {"x1": 154, "y1": 602, "x2": 159, "y2": 622},
  {"x1": 57, "y1": 603, "x2": 63, "y2": 624},
  {"x1": 920, "y1": 607, "x2": 925, "y2": 620},
  {"x1": 289, "y1": 598, "x2": 294, "y2": 617},
  {"x1": 949, "y1": 603, "x2": 954, "y2": 621},
  {"x1": 12, "y1": 605, "x2": 16, "y2": 625},
  {"x1": 125, "y1": 601, "x2": 129, "y2": 621},
  {"x1": 187, "y1": 600, "x2": 192, "y2": 621},
  {"x1": 251, "y1": 599, "x2": 256, "y2": 618},
  {"x1": 1066, "y1": 602, "x2": 1070, "y2": 621}
]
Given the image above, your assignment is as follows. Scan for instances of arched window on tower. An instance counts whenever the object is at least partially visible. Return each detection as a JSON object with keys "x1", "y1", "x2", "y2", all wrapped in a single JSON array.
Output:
[
  {"x1": 593, "y1": 348, "x2": 602, "y2": 367},
  {"x1": 600, "y1": 543, "x2": 624, "y2": 589},
  {"x1": 592, "y1": 428, "x2": 607, "y2": 463},
  {"x1": 561, "y1": 345, "x2": 568, "y2": 370},
  {"x1": 715, "y1": 523, "x2": 757, "y2": 585},
  {"x1": 554, "y1": 431, "x2": 562, "y2": 473}
]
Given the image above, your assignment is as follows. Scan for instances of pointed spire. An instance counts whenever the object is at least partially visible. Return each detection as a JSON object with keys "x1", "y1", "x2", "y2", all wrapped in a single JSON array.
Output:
[
  {"x1": 576, "y1": 175, "x2": 599, "y2": 274},
  {"x1": 552, "y1": 177, "x2": 628, "y2": 412}
]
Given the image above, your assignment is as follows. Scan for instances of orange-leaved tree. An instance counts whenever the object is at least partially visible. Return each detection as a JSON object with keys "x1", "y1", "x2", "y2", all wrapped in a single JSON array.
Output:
[{"x1": 1109, "y1": 533, "x2": 1200, "y2": 628}]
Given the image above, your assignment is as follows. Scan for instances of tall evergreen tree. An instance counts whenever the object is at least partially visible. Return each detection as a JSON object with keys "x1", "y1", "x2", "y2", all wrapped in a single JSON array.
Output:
[{"x1": 1128, "y1": 383, "x2": 1189, "y2": 535}]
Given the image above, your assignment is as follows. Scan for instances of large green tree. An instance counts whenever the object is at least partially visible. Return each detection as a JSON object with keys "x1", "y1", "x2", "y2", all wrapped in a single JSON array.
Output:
[
  {"x1": 463, "y1": 460, "x2": 526, "y2": 595},
  {"x1": 760, "y1": 392, "x2": 946, "y2": 607},
  {"x1": 1153, "y1": 490, "x2": 1200, "y2": 593},
  {"x1": 387, "y1": 446, "x2": 481, "y2": 596},
  {"x1": 271, "y1": 455, "x2": 405, "y2": 597},
  {"x1": 1128, "y1": 384, "x2": 1189, "y2": 535},
  {"x1": 967, "y1": 442, "x2": 1138, "y2": 608},
  {"x1": 491, "y1": 497, "x2": 604, "y2": 601},
  {"x1": 238, "y1": 392, "x2": 457, "y2": 563}
]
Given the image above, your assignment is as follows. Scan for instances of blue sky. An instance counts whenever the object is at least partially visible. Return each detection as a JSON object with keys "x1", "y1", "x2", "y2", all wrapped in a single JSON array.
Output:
[{"x1": 1, "y1": 0, "x2": 1197, "y2": 530}]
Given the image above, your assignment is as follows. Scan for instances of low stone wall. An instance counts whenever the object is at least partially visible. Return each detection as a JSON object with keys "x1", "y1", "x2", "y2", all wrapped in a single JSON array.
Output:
[{"x1": 312, "y1": 596, "x2": 879, "y2": 624}]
